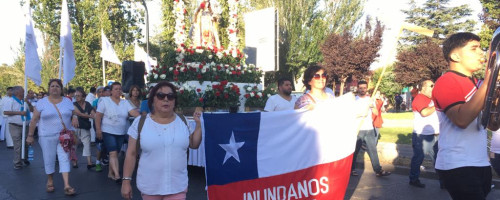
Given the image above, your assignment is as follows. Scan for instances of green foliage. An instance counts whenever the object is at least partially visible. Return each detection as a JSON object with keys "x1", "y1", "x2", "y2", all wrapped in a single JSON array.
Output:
[
  {"x1": 372, "y1": 65, "x2": 402, "y2": 106},
  {"x1": 401, "y1": 0, "x2": 476, "y2": 45},
  {"x1": 478, "y1": 0, "x2": 500, "y2": 49},
  {"x1": 177, "y1": 84, "x2": 203, "y2": 108},
  {"x1": 27, "y1": 0, "x2": 143, "y2": 90}
]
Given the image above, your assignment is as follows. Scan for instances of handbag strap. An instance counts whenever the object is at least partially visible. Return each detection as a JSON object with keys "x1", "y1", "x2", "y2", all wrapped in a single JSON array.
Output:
[{"x1": 51, "y1": 101, "x2": 67, "y2": 130}]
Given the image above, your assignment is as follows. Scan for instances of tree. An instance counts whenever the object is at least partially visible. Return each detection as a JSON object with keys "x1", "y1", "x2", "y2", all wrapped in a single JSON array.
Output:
[
  {"x1": 478, "y1": 0, "x2": 500, "y2": 48},
  {"x1": 26, "y1": 0, "x2": 143, "y2": 90},
  {"x1": 321, "y1": 19, "x2": 384, "y2": 95},
  {"x1": 394, "y1": 39, "x2": 447, "y2": 86},
  {"x1": 371, "y1": 65, "x2": 402, "y2": 106},
  {"x1": 401, "y1": 0, "x2": 476, "y2": 44}
]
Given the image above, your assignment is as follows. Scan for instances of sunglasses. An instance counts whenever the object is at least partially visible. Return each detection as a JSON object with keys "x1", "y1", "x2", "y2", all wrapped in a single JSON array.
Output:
[
  {"x1": 156, "y1": 92, "x2": 176, "y2": 101},
  {"x1": 313, "y1": 73, "x2": 328, "y2": 80}
]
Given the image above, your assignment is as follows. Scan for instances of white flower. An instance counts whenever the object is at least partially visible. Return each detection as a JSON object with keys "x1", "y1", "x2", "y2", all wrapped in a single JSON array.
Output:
[
  {"x1": 216, "y1": 52, "x2": 223, "y2": 59},
  {"x1": 160, "y1": 74, "x2": 166, "y2": 79},
  {"x1": 169, "y1": 67, "x2": 173, "y2": 71},
  {"x1": 212, "y1": 67, "x2": 217, "y2": 71},
  {"x1": 154, "y1": 74, "x2": 158, "y2": 79},
  {"x1": 232, "y1": 50, "x2": 237, "y2": 58},
  {"x1": 180, "y1": 67, "x2": 185, "y2": 71},
  {"x1": 248, "y1": 70, "x2": 252, "y2": 73},
  {"x1": 247, "y1": 87, "x2": 252, "y2": 91},
  {"x1": 211, "y1": 62, "x2": 216, "y2": 66},
  {"x1": 195, "y1": 49, "x2": 204, "y2": 54},
  {"x1": 267, "y1": 94, "x2": 271, "y2": 98},
  {"x1": 257, "y1": 92, "x2": 262, "y2": 96},
  {"x1": 250, "y1": 92, "x2": 255, "y2": 97},
  {"x1": 208, "y1": 55, "x2": 213, "y2": 59},
  {"x1": 226, "y1": 69, "x2": 231, "y2": 74},
  {"x1": 245, "y1": 54, "x2": 248, "y2": 58},
  {"x1": 180, "y1": 87, "x2": 185, "y2": 91},
  {"x1": 230, "y1": 67, "x2": 234, "y2": 71},
  {"x1": 201, "y1": 68, "x2": 207, "y2": 73}
]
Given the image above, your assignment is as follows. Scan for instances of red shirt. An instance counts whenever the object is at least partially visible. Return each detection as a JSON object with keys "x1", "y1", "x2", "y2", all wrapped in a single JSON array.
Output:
[
  {"x1": 412, "y1": 93, "x2": 431, "y2": 113},
  {"x1": 372, "y1": 99, "x2": 383, "y2": 128},
  {"x1": 432, "y1": 71, "x2": 479, "y2": 112}
]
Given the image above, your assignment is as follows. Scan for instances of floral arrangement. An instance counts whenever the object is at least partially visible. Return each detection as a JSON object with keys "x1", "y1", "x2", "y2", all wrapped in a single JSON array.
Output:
[
  {"x1": 147, "y1": 46, "x2": 262, "y2": 84},
  {"x1": 173, "y1": 0, "x2": 187, "y2": 48},
  {"x1": 203, "y1": 80, "x2": 241, "y2": 108},
  {"x1": 243, "y1": 85, "x2": 275, "y2": 108},
  {"x1": 227, "y1": 0, "x2": 239, "y2": 53},
  {"x1": 177, "y1": 83, "x2": 203, "y2": 108}
]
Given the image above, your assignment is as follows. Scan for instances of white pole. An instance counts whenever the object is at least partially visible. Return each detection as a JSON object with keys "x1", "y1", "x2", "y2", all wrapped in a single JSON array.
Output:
[
  {"x1": 102, "y1": 59, "x2": 106, "y2": 86},
  {"x1": 276, "y1": 8, "x2": 279, "y2": 71},
  {"x1": 21, "y1": 69, "x2": 28, "y2": 159},
  {"x1": 59, "y1": 47, "x2": 63, "y2": 80}
]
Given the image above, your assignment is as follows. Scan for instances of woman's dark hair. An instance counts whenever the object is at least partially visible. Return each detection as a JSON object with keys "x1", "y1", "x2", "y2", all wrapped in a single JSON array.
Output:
[
  {"x1": 129, "y1": 85, "x2": 143, "y2": 100},
  {"x1": 75, "y1": 88, "x2": 86, "y2": 98},
  {"x1": 148, "y1": 81, "x2": 178, "y2": 112},
  {"x1": 302, "y1": 65, "x2": 326, "y2": 90},
  {"x1": 48, "y1": 79, "x2": 64, "y2": 96}
]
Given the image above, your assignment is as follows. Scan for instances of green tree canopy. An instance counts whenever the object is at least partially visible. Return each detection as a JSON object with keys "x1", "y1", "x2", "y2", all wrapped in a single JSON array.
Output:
[
  {"x1": 479, "y1": 0, "x2": 500, "y2": 48},
  {"x1": 401, "y1": 0, "x2": 476, "y2": 44}
]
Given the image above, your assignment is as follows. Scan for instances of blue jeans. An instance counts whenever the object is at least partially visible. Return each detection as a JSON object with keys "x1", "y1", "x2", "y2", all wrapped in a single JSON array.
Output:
[
  {"x1": 102, "y1": 132, "x2": 125, "y2": 152},
  {"x1": 352, "y1": 129, "x2": 382, "y2": 173},
  {"x1": 491, "y1": 153, "x2": 500, "y2": 176},
  {"x1": 409, "y1": 133, "x2": 438, "y2": 181}
]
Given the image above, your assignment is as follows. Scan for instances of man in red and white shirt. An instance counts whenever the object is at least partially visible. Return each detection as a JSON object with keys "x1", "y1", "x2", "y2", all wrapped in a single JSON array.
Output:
[
  {"x1": 409, "y1": 80, "x2": 439, "y2": 188},
  {"x1": 432, "y1": 32, "x2": 492, "y2": 199}
]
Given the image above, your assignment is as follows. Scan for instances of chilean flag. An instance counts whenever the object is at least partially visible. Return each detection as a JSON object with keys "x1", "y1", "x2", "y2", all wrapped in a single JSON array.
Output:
[{"x1": 203, "y1": 94, "x2": 358, "y2": 200}]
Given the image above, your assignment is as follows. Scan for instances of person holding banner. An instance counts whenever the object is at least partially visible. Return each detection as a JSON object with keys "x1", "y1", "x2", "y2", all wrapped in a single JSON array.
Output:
[
  {"x1": 3, "y1": 86, "x2": 32, "y2": 169},
  {"x1": 294, "y1": 65, "x2": 334, "y2": 109},
  {"x1": 121, "y1": 81, "x2": 202, "y2": 200},
  {"x1": 26, "y1": 79, "x2": 78, "y2": 196}
]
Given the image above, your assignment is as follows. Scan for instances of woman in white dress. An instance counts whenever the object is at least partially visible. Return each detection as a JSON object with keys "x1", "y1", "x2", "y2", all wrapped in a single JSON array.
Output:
[{"x1": 121, "y1": 81, "x2": 202, "y2": 200}]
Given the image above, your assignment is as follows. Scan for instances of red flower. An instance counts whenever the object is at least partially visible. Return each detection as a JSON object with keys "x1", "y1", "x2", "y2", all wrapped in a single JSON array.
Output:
[
  {"x1": 256, "y1": 95, "x2": 260, "y2": 98},
  {"x1": 231, "y1": 71, "x2": 236, "y2": 75},
  {"x1": 197, "y1": 88, "x2": 201, "y2": 93},
  {"x1": 244, "y1": 94, "x2": 250, "y2": 98},
  {"x1": 181, "y1": 43, "x2": 185, "y2": 47},
  {"x1": 224, "y1": 93, "x2": 229, "y2": 99},
  {"x1": 215, "y1": 91, "x2": 220, "y2": 96},
  {"x1": 179, "y1": 90, "x2": 184, "y2": 94},
  {"x1": 176, "y1": 48, "x2": 182, "y2": 52},
  {"x1": 236, "y1": 71, "x2": 241, "y2": 75},
  {"x1": 197, "y1": 74, "x2": 202, "y2": 79},
  {"x1": 229, "y1": 29, "x2": 235, "y2": 34},
  {"x1": 220, "y1": 80, "x2": 228, "y2": 86},
  {"x1": 173, "y1": 70, "x2": 179, "y2": 76},
  {"x1": 199, "y1": 97, "x2": 203, "y2": 102},
  {"x1": 217, "y1": 66, "x2": 222, "y2": 70},
  {"x1": 183, "y1": 68, "x2": 187, "y2": 72},
  {"x1": 174, "y1": 76, "x2": 178, "y2": 81},
  {"x1": 199, "y1": 64, "x2": 204, "y2": 69},
  {"x1": 215, "y1": 75, "x2": 220, "y2": 80}
]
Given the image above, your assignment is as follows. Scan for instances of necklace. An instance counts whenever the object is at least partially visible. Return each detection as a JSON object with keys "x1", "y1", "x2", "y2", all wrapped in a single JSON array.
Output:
[{"x1": 149, "y1": 115, "x2": 176, "y2": 144}]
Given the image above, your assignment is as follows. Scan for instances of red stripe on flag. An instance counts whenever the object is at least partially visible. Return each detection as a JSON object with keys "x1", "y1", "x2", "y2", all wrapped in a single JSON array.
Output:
[{"x1": 208, "y1": 154, "x2": 353, "y2": 200}]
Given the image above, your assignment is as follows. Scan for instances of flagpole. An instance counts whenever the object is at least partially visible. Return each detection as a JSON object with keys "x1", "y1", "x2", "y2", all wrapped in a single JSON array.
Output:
[
  {"x1": 21, "y1": 65, "x2": 28, "y2": 160},
  {"x1": 102, "y1": 59, "x2": 106, "y2": 86},
  {"x1": 59, "y1": 47, "x2": 63, "y2": 80}
]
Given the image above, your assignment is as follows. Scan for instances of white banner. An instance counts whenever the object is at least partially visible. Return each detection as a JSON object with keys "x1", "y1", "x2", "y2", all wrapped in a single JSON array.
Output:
[{"x1": 244, "y1": 7, "x2": 276, "y2": 72}]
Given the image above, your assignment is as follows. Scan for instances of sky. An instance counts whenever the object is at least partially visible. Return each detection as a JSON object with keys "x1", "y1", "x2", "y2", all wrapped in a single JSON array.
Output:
[{"x1": 0, "y1": 0, "x2": 484, "y2": 67}]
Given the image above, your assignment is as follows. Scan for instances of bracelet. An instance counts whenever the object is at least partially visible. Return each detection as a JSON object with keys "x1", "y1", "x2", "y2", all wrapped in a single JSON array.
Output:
[{"x1": 122, "y1": 177, "x2": 132, "y2": 181}]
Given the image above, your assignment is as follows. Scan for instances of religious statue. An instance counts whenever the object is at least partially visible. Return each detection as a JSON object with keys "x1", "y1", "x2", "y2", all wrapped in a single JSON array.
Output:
[{"x1": 190, "y1": 0, "x2": 221, "y2": 49}]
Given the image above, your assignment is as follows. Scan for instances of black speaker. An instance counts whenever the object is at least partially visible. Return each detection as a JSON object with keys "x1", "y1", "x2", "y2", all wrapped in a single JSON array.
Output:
[{"x1": 122, "y1": 61, "x2": 145, "y2": 92}]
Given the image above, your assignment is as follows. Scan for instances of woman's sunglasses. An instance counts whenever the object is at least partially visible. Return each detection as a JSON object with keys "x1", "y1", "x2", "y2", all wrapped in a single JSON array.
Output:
[
  {"x1": 313, "y1": 73, "x2": 328, "y2": 80},
  {"x1": 156, "y1": 92, "x2": 176, "y2": 101}
]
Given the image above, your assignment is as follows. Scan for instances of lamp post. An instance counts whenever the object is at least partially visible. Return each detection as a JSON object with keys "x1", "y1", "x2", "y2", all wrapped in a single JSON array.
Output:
[{"x1": 141, "y1": 0, "x2": 149, "y2": 55}]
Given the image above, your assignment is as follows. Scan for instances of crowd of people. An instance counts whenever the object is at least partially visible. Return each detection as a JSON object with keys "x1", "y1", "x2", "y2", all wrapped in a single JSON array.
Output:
[{"x1": 0, "y1": 32, "x2": 499, "y2": 200}]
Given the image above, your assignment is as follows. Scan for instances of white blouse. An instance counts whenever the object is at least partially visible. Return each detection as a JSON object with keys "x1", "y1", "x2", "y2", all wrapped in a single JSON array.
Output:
[
  {"x1": 97, "y1": 97, "x2": 133, "y2": 135},
  {"x1": 36, "y1": 97, "x2": 74, "y2": 136},
  {"x1": 128, "y1": 114, "x2": 191, "y2": 195}
]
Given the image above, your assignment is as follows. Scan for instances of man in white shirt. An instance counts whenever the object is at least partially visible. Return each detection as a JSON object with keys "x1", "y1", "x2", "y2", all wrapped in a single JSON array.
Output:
[
  {"x1": 409, "y1": 80, "x2": 439, "y2": 188},
  {"x1": 86, "y1": 87, "x2": 97, "y2": 104},
  {"x1": 3, "y1": 86, "x2": 32, "y2": 169},
  {"x1": 0, "y1": 87, "x2": 13, "y2": 146},
  {"x1": 264, "y1": 78, "x2": 297, "y2": 111},
  {"x1": 351, "y1": 81, "x2": 391, "y2": 177}
]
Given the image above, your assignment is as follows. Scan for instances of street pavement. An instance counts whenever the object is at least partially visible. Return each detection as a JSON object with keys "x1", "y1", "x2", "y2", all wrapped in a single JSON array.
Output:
[{"x1": 1, "y1": 140, "x2": 499, "y2": 200}]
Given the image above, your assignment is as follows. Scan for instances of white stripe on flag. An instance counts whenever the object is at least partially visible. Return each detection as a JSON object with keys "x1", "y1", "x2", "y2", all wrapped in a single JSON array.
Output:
[{"x1": 257, "y1": 94, "x2": 358, "y2": 178}]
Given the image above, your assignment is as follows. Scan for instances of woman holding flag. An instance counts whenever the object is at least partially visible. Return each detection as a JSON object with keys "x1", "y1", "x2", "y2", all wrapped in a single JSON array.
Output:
[{"x1": 295, "y1": 65, "x2": 335, "y2": 109}]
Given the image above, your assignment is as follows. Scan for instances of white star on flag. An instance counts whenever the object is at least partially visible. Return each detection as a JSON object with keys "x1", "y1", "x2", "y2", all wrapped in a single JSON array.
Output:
[{"x1": 219, "y1": 132, "x2": 245, "y2": 165}]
